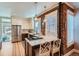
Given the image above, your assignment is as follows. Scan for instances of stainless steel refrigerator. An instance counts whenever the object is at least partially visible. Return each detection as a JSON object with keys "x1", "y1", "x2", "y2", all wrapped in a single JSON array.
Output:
[{"x1": 12, "y1": 25, "x2": 21, "y2": 42}]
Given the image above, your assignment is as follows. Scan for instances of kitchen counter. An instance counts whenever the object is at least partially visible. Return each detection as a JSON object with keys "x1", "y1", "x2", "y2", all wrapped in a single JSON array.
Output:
[{"x1": 25, "y1": 35, "x2": 58, "y2": 46}]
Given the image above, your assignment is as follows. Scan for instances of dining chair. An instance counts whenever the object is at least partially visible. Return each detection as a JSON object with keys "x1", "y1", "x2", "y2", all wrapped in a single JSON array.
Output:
[
  {"x1": 34, "y1": 41, "x2": 51, "y2": 56},
  {"x1": 51, "y1": 39, "x2": 61, "y2": 56}
]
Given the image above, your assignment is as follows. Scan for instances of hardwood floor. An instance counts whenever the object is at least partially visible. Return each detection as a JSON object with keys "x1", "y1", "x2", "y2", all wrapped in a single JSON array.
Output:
[
  {"x1": 0, "y1": 41, "x2": 25, "y2": 56},
  {"x1": 70, "y1": 52, "x2": 79, "y2": 56}
]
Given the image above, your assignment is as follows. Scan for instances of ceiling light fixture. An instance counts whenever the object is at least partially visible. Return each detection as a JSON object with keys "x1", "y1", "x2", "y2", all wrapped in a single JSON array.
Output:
[
  {"x1": 43, "y1": 5, "x2": 47, "y2": 22},
  {"x1": 34, "y1": 2, "x2": 38, "y2": 20}
]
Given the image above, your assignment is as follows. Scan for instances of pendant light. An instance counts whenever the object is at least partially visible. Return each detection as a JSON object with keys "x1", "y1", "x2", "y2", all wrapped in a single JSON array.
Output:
[
  {"x1": 34, "y1": 2, "x2": 38, "y2": 21},
  {"x1": 44, "y1": 5, "x2": 47, "y2": 22},
  {"x1": 43, "y1": 5, "x2": 47, "y2": 23}
]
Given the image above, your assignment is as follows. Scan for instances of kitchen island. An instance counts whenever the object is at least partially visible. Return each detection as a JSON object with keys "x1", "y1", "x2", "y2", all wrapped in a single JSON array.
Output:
[{"x1": 25, "y1": 35, "x2": 58, "y2": 56}]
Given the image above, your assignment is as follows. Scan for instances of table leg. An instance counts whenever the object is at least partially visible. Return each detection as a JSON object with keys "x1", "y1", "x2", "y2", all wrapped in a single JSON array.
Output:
[
  {"x1": 25, "y1": 41, "x2": 29, "y2": 56},
  {"x1": 29, "y1": 44, "x2": 32, "y2": 56}
]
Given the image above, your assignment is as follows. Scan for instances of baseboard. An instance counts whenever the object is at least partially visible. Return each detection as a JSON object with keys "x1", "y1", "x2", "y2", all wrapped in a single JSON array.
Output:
[
  {"x1": 12, "y1": 40, "x2": 23, "y2": 43},
  {"x1": 64, "y1": 49, "x2": 79, "y2": 56},
  {"x1": 73, "y1": 49, "x2": 79, "y2": 53},
  {"x1": 64, "y1": 49, "x2": 74, "y2": 56}
]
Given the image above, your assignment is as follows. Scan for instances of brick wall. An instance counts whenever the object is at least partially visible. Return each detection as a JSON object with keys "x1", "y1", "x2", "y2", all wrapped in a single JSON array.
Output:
[
  {"x1": 58, "y1": 2, "x2": 75, "y2": 55},
  {"x1": 41, "y1": 16, "x2": 46, "y2": 35}
]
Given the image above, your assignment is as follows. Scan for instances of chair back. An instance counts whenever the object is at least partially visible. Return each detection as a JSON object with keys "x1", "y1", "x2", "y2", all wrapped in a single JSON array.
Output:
[
  {"x1": 39, "y1": 42, "x2": 51, "y2": 56},
  {"x1": 53, "y1": 39, "x2": 61, "y2": 49}
]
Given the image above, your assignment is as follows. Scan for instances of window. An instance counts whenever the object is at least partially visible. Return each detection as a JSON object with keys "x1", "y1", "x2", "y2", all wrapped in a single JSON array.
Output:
[
  {"x1": 67, "y1": 10, "x2": 74, "y2": 47},
  {"x1": 45, "y1": 10, "x2": 57, "y2": 37},
  {"x1": 2, "y1": 18, "x2": 11, "y2": 42},
  {"x1": 0, "y1": 19, "x2": 2, "y2": 42},
  {"x1": 34, "y1": 19, "x2": 41, "y2": 34}
]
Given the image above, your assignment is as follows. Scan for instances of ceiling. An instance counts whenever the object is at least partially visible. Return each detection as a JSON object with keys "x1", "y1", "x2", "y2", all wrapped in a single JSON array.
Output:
[
  {"x1": 0, "y1": 2, "x2": 79, "y2": 18},
  {"x1": 0, "y1": 2, "x2": 58, "y2": 18},
  {"x1": 70, "y1": 2, "x2": 79, "y2": 8}
]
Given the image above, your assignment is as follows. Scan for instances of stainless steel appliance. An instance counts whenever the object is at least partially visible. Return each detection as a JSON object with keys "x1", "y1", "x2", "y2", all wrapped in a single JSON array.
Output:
[{"x1": 12, "y1": 25, "x2": 21, "y2": 42}]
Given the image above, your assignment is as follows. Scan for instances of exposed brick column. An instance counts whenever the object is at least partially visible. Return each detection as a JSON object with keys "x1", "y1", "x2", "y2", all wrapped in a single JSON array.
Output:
[
  {"x1": 58, "y1": 2, "x2": 75, "y2": 55},
  {"x1": 41, "y1": 16, "x2": 45, "y2": 35},
  {"x1": 58, "y1": 2, "x2": 67, "y2": 55}
]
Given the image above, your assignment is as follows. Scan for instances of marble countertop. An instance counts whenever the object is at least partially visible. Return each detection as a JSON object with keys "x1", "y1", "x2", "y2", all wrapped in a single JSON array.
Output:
[{"x1": 25, "y1": 35, "x2": 58, "y2": 46}]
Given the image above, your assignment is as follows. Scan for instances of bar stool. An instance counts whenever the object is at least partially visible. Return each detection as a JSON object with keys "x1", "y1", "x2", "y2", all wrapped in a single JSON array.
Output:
[
  {"x1": 51, "y1": 39, "x2": 61, "y2": 56},
  {"x1": 34, "y1": 41, "x2": 51, "y2": 56}
]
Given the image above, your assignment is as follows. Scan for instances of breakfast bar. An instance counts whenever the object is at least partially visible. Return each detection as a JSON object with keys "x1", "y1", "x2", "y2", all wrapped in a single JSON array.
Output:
[{"x1": 25, "y1": 35, "x2": 58, "y2": 56}]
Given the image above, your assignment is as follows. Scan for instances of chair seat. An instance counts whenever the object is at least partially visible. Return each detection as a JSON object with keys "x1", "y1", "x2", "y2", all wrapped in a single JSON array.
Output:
[{"x1": 53, "y1": 48, "x2": 59, "y2": 53}]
